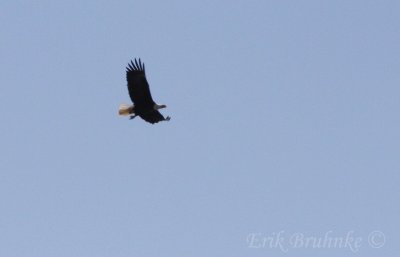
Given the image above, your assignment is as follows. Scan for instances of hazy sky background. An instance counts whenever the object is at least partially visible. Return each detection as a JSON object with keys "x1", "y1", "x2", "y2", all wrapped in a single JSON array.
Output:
[{"x1": 1, "y1": 1, "x2": 399, "y2": 256}]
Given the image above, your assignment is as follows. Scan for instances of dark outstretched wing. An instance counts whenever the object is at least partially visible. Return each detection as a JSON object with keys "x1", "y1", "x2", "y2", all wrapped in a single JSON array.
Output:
[
  {"x1": 126, "y1": 59, "x2": 155, "y2": 108},
  {"x1": 139, "y1": 110, "x2": 167, "y2": 124}
]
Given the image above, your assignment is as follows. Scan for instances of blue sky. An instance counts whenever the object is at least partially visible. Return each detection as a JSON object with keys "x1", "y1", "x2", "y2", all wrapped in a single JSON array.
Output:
[{"x1": 0, "y1": 1, "x2": 399, "y2": 256}]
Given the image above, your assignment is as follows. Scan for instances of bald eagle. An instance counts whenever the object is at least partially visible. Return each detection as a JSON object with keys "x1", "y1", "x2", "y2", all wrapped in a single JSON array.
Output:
[{"x1": 118, "y1": 58, "x2": 170, "y2": 124}]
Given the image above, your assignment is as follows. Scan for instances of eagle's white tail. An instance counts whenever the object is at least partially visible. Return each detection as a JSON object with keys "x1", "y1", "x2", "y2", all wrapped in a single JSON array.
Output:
[{"x1": 118, "y1": 104, "x2": 134, "y2": 116}]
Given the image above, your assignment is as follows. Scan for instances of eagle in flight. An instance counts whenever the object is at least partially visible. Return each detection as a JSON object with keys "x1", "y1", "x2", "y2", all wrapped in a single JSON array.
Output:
[{"x1": 118, "y1": 58, "x2": 170, "y2": 124}]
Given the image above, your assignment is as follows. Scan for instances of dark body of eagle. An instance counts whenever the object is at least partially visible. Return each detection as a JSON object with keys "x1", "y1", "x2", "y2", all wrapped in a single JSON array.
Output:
[{"x1": 119, "y1": 58, "x2": 170, "y2": 124}]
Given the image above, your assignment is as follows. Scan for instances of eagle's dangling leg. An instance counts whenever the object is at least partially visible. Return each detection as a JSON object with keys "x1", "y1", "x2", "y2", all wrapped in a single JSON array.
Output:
[{"x1": 129, "y1": 115, "x2": 138, "y2": 120}]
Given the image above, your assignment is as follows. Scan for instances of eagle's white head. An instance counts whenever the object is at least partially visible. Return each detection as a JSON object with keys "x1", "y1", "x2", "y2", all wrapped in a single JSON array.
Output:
[{"x1": 154, "y1": 104, "x2": 167, "y2": 110}]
